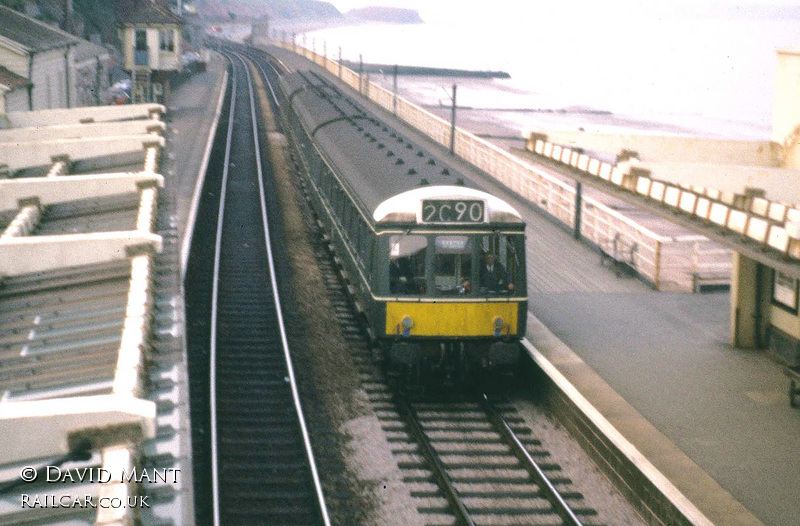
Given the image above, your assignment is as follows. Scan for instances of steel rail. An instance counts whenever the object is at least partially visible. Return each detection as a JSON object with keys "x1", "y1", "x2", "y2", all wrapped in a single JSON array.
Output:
[
  {"x1": 230, "y1": 49, "x2": 332, "y2": 526},
  {"x1": 243, "y1": 47, "x2": 285, "y2": 108},
  {"x1": 395, "y1": 396, "x2": 477, "y2": 526},
  {"x1": 479, "y1": 392, "x2": 584, "y2": 526},
  {"x1": 208, "y1": 53, "x2": 238, "y2": 526}
]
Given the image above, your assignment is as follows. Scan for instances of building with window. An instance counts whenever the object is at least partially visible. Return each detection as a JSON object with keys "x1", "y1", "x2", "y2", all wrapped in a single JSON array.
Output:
[{"x1": 117, "y1": 0, "x2": 184, "y2": 104}]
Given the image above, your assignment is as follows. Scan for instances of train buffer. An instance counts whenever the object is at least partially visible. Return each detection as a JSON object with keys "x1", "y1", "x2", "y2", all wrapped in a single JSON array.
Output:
[
  {"x1": 600, "y1": 232, "x2": 638, "y2": 277},
  {"x1": 785, "y1": 365, "x2": 800, "y2": 408}
]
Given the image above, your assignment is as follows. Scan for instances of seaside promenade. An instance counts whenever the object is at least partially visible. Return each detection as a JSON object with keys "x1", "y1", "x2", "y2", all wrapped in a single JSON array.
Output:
[{"x1": 267, "y1": 42, "x2": 799, "y2": 526}]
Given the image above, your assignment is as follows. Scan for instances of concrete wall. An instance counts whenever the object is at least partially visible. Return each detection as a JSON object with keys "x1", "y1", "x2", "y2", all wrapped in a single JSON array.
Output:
[{"x1": 527, "y1": 130, "x2": 780, "y2": 166}]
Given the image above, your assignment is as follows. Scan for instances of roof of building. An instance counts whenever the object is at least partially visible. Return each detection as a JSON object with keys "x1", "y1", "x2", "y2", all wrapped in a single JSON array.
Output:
[
  {"x1": 0, "y1": 6, "x2": 81, "y2": 53},
  {"x1": 117, "y1": 1, "x2": 185, "y2": 26},
  {"x1": 74, "y1": 40, "x2": 111, "y2": 64},
  {"x1": 0, "y1": 66, "x2": 29, "y2": 92}
]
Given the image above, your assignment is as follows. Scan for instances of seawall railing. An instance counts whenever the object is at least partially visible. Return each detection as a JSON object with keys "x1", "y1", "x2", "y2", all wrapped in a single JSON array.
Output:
[{"x1": 273, "y1": 39, "x2": 746, "y2": 292}]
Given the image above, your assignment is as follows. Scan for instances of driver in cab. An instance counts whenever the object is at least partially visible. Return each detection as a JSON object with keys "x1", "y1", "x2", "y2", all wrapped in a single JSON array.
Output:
[{"x1": 479, "y1": 253, "x2": 514, "y2": 293}]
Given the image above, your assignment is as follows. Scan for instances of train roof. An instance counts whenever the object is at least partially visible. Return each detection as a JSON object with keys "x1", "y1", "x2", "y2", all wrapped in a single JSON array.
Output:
[
  {"x1": 282, "y1": 71, "x2": 524, "y2": 227},
  {"x1": 374, "y1": 185, "x2": 523, "y2": 225}
]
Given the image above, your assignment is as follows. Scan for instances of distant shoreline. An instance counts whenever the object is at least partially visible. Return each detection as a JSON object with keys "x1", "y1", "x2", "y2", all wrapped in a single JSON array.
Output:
[{"x1": 341, "y1": 62, "x2": 511, "y2": 79}]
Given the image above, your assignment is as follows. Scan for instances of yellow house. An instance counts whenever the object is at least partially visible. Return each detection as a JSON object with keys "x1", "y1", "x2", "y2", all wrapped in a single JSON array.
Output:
[{"x1": 117, "y1": 0, "x2": 184, "y2": 104}]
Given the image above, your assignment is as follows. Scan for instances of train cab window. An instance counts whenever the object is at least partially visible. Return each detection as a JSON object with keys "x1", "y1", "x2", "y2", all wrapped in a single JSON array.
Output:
[
  {"x1": 475, "y1": 234, "x2": 523, "y2": 295},
  {"x1": 389, "y1": 234, "x2": 427, "y2": 295},
  {"x1": 433, "y1": 236, "x2": 473, "y2": 295}
]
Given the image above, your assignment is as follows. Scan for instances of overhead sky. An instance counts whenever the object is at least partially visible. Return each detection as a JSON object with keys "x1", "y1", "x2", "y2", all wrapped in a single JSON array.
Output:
[
  {"x1": 326, "y1": 0, "x2": 800, "y2": 27},
  {"x1": 328, "y1": 0, "x2": 800, "y2": 15}
]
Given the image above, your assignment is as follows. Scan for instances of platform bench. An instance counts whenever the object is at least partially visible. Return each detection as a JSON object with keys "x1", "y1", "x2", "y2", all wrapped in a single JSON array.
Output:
[
  {"x1": 600, "y1": 233, "x2": 637, "y2": 278},
  {"x1": 785, "y1": 366, "x2": 800, "y2": 408}
]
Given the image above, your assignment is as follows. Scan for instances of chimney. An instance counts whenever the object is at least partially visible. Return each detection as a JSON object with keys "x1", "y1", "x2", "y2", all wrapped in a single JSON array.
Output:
[{"x1": 62, "y1": 0, "x2": 73, "y2": 32}]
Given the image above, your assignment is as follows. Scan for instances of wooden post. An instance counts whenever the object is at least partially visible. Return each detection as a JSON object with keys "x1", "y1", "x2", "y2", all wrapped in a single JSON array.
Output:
[
  {"x1": 574, "y1": 182, "x2": 582, "y2": 240},
  {"x1": 654, "y1": 240, "x2": 662, "y2": 290}
]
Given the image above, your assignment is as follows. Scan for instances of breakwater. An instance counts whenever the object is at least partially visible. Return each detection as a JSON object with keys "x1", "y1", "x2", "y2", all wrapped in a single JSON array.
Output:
[{"x1": 341, "y1": 61, "x2": 511, "y2": 78}]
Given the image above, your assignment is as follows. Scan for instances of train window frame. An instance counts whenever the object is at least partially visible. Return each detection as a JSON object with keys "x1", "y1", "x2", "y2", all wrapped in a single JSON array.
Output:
[
  {"x1": 388, "y1": 233, "x2": 428, "y2": 296},
  {"x1": 432, "y1": 235, "x2": 474, "y2": 295}
]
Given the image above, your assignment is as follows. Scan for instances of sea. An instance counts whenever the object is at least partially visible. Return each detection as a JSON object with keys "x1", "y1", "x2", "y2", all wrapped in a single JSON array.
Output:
[{"x1": 298, "y1": 4, "x2": 800, "y2": 141}]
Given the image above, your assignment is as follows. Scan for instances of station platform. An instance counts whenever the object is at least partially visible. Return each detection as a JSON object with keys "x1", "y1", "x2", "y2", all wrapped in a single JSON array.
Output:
[
  {"x1": 160, "y1": 52, "x2": 228, "y2": 269},
  {"x1": 264, "y1": 44, "x2": 799, "y2": 526}
]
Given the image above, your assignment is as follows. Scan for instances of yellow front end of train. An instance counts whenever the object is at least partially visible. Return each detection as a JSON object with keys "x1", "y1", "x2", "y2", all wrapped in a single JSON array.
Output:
[{"x1": 385, "y1": 301, "x2": 519, "y2": 337}]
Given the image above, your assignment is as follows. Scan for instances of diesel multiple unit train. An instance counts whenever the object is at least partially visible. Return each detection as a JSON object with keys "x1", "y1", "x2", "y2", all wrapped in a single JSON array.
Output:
[{"x1": 280, "y1": 70, "x2": 527, "y2": 383}]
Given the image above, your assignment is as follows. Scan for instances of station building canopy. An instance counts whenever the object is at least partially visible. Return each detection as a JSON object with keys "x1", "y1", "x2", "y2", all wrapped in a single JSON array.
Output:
[{"x1": 0, "y1": 102, "x2": 190, "y2": 525}]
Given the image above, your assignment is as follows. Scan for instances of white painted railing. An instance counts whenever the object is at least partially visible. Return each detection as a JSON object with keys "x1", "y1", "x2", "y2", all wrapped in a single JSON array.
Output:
[{"x1": 273, "y1": 40, "x2": 744, "y2": 291}]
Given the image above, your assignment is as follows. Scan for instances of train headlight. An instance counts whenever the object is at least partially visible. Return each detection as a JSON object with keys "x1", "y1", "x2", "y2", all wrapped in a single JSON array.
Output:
[
  {"x1": 493, "y1": 316, "x2": 504, "y2": 336},
  {"x1": 401, "y1": 316, "x2": 414, "y2": 337}
]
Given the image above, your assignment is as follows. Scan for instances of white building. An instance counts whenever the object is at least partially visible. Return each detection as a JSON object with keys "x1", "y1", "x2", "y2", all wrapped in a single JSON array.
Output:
[{"x1": 0, "y1": 5, "x2": 80, "y2": 111}]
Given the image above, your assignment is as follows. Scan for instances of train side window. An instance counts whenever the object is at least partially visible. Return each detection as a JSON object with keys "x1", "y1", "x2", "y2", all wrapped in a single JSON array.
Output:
[
  {"x1": 322, "y1": 167, "x2": 332, "y2": 195},
  {"x1": 389, "y1": 234, "x2": 427, "y2": 295},
  {"x1": 359, "y1": 222, "x2": 370, "y2": 262},
  {"x1": 345, "y1": 202, "x2": 354, "y2": 234},
  {"x1": 336, "y1": 189, "x2": 346, "y2": 220},
  {"x1": 365, "y1": 234, "x2": 375, "y2": 278},
  {"x1": 353, "y1": 215, "x2": 362, "y2": 259}
]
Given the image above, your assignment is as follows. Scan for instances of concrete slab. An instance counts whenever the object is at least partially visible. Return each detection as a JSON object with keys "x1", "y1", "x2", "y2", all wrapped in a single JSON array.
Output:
[
  {"x1": 0, "y1": 173, "x2": 163, "y2": 212},
  {"x1": 6, "y1": 104, "x2": 163, "y2": 128},
  {"x1": 0, "y1": 120, "x2": 165, "y2": 143},
  {"x1": 0, "y1": 136, "x2": 163, "y2": 173}
]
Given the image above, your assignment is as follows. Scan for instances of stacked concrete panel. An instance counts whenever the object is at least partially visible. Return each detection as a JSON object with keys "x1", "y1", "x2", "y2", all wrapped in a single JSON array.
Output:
[{"x1": 0, "y1": 103, "x2": 168, "y2": 526}]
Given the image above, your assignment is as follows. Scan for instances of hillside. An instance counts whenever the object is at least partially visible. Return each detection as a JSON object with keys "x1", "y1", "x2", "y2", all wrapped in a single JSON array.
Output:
[
  {"x1": 345, "y1": 6, "x2": 423, "y2": 24},
  {"x1": 197, "y1": 0, "x2": 342, "y2": 21}
]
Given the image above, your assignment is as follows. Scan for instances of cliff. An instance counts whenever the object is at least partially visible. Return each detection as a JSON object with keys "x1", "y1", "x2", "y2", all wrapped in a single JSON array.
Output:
[
  {"x1": 197, "y1": 0, "x2": 342, "y2": 21},
  {"x1": 345, "y1": 7, "x2": 423, "y2": 24}
]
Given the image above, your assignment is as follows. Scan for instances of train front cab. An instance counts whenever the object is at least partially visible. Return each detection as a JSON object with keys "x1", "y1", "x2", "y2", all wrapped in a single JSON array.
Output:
[{"x1": 374, "y1": 225, "x2": 527, "y2": 383}]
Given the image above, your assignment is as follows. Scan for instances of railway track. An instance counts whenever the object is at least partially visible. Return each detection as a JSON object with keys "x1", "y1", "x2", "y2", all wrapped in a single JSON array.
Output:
[
  {"x1": 268, "y1": 77, "x2": 603, "y2": 525},
  {"x1": 185, "y1": 47, "x2": 329, "y2": 525},
  {"x1": 297, "y1": 187, "x2": 602, "y2": 525}
]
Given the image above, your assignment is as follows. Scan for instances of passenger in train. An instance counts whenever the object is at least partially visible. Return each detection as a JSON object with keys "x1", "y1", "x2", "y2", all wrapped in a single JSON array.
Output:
[
  {"x1": 479, "y1": 253, "x2": 514, "y2": 293},
  {"x1": 390, "y1": 255, "x2": 414, "y2": 294}
]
